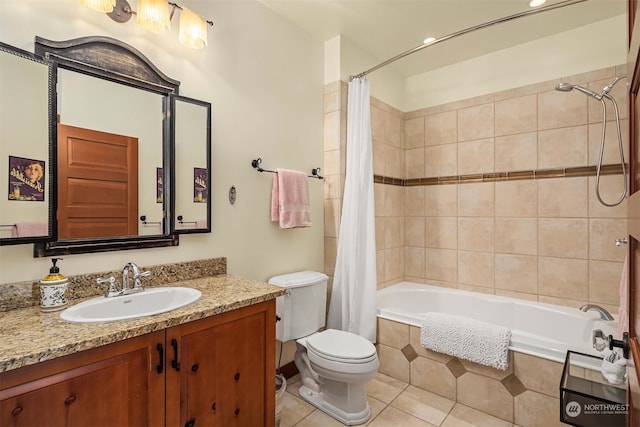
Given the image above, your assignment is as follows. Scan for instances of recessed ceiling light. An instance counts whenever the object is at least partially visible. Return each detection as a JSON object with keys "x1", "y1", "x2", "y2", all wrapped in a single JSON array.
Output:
[
  {"x1": 423, "y1": 37, "x2": 436, "y2": 45},
  {"x1": 529, "y1": 0, "x2": 546, "y2": 7}
]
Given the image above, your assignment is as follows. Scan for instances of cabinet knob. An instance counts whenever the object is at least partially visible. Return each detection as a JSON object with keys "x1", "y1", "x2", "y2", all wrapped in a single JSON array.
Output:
[
  {"x1": 184, "y1": 419, "x2": 196, "y2": 427},
  {"x1": 11, "y1": 406, "x2": 23, "y2": 416},
  {"x1": 64, "y1": 395, "x2": 77, "y2": 406},
  {"x1": 211, "y1": 402, "x2": 216, "y2": 411},
  {"x1": 234, "y1": 408, "x2": 240, "y2": 416},
  {"x1": 191, "y1": 364, "x2": 199, "y2": 372},
  {"x1": 234, "y1": 372, "x2": 240, "y2": 381}
]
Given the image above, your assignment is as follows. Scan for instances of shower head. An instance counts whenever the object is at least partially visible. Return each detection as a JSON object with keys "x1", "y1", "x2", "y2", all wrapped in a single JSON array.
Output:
[{"x1": 555, "y1": 82, "x2": 601, "y2": 100}]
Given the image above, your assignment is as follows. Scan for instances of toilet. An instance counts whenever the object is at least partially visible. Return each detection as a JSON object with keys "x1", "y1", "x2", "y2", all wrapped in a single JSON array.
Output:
[{"x1": 270, "y1": 271, "x2": 379, "y2": 426}]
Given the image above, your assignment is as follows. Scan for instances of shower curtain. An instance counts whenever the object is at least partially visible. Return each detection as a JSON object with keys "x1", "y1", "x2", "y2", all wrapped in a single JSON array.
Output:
[{"x1": 327, "y1": 78, "x2": 377, "y2": 343}]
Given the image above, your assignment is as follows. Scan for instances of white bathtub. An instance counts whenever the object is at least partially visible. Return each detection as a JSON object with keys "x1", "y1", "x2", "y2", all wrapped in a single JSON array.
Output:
[{"x1": 376, "y1": 282, "x2": 618, "y2": 363}]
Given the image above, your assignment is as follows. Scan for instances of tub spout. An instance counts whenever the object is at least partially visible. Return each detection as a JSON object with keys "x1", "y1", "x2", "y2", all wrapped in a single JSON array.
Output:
[{"x1": 580, "y1": 304, "x2": 615, "y2": 321}]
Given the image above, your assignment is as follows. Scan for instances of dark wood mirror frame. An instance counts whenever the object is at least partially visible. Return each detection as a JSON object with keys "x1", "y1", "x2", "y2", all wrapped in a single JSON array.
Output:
[
  {"x1": 0, "y1": 41, "x2": 56, "y2": 247},
  {"x1": 31, "y1": 35, "x2": 185, "y2": 256}
]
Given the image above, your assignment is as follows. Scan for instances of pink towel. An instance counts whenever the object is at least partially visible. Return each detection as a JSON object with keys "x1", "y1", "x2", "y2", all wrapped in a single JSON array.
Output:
[
  {"x1": 11, "y1": 222, "x2": 48, "y2": 237},
  {"x1": 616, "y1": 253, "x2": 629, "y2": 338},
  {"x1": 271, "y1": 168, "x2": 311, "y2": 229}
]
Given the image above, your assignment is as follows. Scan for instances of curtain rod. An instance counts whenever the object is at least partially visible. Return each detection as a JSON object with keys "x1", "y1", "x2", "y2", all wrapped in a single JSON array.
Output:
[{"x1": 350, "y1": 0, "x2": 587, "y2": 80}]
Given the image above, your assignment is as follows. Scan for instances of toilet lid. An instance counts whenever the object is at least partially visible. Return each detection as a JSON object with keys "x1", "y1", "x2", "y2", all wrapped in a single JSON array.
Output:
[{"x1": 306, "y1": 329, "x2": 377, "y2": 362}]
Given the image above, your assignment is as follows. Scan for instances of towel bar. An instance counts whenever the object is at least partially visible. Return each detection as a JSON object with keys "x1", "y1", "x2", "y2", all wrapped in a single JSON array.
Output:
[{"x1": 251, "y1": 158, "x2": 323, "y2": 179}]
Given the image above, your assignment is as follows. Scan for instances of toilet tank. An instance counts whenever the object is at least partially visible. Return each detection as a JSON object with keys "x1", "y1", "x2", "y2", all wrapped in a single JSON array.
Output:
[{"x1": 269, "y1": 271, "x2": 328, "y2": 342}]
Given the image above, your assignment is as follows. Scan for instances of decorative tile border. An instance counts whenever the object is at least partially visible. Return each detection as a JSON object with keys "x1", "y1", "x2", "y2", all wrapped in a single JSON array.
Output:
[{"x1": 374, "y1": 163, "x2": 626, "y2": 187}]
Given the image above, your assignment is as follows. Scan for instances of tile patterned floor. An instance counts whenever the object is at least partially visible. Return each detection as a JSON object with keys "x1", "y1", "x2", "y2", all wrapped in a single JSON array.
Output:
[{"x1": 279, "y1": 373, "x2": 523, "y2": 427}]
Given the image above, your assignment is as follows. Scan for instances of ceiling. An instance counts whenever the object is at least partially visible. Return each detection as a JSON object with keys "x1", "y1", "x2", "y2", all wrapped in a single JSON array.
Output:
[{"x1": 258, "y1": 0, "x2": 626, "y2": 77}]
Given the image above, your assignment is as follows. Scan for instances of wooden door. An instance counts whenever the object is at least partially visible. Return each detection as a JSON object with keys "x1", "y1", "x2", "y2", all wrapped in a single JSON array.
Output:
[
  {"x1": 57, "y1": 124, "x2": 138, "y2": 239},
  {"x1": 0, "y1": 331, "x2": 165, "y2": 427},
  {"x1": 627, "y1": 0, "x2": 640, "y2": 424}
]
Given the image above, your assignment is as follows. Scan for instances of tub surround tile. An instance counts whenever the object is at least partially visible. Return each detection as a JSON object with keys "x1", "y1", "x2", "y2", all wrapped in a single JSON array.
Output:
[
  {"x1": 405, "y1": 117, "x2": 425, "y2": 149},
  {"x1": 494, "y1": 254, "x2": 537, "y2": 294},
  {"x1": 402, "y1": 344, "x2": 419, "y2": 363},
  {"x1": 459, "y1": 354, "x2": 513, "y2": 381},
  {"x1": 538, "y1": 178, "x2": 588, "y2": 218},
  {"x1": 538, "y1": 90, "x2": 587, "y2": 130},
  {"x1": 589, "y1": 260, "x2": 625, "y2": 307},
  {"x1": 495, "y1": 94, "x2": 537, "y2": 137},
  {"x1": 538, "y1": 257, "x2": 588, "y2": 300},
  {"x1": 0, "y1": 272, "x2": 284, "y2": 373},
  {"x1": 513, "y1": 352, "x2": 563, "y2": 398},
  {"x1": 379, "y1": 344, "x2": 411, "y2": 383},
  {"x1": 494, "y1": 133, "x2": 538, "y2": 172},
  {"x1": 458, "y1": 103, "x2": 494, "y2": 142},
  {"x1": 588, "y1": 119, "x2": 629, "y2": 165},
  {"x1": 409, "y1": 326, "x2": 454, "y2": 363},
  {"x1": 456, "y1": 372, "x2": 514, "y2": 422},
  {"x1": 458, "y1": 251, "x2": 494, "y2": 288},
  {"x1": 538, "y1": 218, "x2": 588, "y2": 259},
  {"x1": 495, "y1": 181, "x2": 537, "y2": 218},
  {"x1": 537, "y1": 125, "x2": 588, "y2": 168},
  {"x1": 494, "y1": 218, "x2": 538, "y2": 256},
  {"x1": 377, "y1": 318, "x2": 410, "y2": 349},
  {"x1": 588, "y1": 218, "x2": 628, "y2": 261},
  {"x1": 426, "y1": 110, "x2": 457, "y2": 146},
  {"x1": 446, "y1": 358, "x2": 467, "y2": 378},
  {"x1": 501, "y1": 374, "x2": 527, "y2": 397},
  {"x1": 587, "y1": 176, "x2": 628, "y2": 218},
  {"x1": 458, "y1": 182, "x2": 495, "y2": 217},
  {"x1": 458, "y1": 139, "x2": 495, "y2": 175},
  {"x1": 411, "y1": 356, "x2": 457, "y2": 401}
]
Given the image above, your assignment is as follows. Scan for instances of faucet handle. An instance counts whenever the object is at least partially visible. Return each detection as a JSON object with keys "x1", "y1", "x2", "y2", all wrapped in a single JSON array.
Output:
[{"x1": 97, "y1": 276, "x2": 119, "y2": 297}]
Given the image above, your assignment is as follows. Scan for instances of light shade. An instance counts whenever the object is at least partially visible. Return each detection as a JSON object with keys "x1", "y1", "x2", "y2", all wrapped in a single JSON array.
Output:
[
  {"x1": 136, "y1": 0, "x2": 171, "y2": 33},
  {"x1": 179, "y1": 7, "x2": 208, "y2": 49},
  {"x1": 79, "y1": 0, "x2": 115, "y2": 13}
]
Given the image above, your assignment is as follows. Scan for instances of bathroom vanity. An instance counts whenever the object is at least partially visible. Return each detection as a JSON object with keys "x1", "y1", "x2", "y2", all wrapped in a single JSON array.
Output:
[{"x1": 0, "y1": 274, "x2": 284, "y2": 427}]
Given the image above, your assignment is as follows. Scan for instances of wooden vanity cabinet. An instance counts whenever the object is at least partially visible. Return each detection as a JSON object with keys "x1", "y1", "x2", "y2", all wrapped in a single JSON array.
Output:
[
  {"x1": 0, "y1": 300, "x2": 276, "y2": 427},
  {"x1": 166, "y1": 300, "x2": 276, "y2": 427},
  {"x1": 0, "y1": 330, "x2": 166, "y2": 427}
]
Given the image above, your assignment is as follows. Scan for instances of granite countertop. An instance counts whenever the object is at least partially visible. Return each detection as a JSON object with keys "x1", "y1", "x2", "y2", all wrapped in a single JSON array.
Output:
[{"x1": 0, "y1": 275, "x2": 285, "y2": 373}]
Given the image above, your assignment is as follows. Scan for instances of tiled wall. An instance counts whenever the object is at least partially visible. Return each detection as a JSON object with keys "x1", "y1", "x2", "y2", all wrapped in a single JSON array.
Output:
[{"x1": 372, "y1": 65, "x2": 629, "y2": 313}]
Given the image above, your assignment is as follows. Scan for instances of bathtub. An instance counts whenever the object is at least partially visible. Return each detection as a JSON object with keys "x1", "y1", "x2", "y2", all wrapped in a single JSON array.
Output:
[{"x1": 376, "y1": 282, "x2": 618, "y2": 363}]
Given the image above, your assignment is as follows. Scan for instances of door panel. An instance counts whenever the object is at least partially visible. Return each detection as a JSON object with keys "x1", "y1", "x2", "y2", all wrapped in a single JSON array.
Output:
[{"x1": 57, "y1": 124, "x2": 138, "y2": 239}]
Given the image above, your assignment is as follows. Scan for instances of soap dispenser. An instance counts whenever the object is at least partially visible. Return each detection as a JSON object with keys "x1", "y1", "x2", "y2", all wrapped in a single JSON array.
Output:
[{"x1": 39, "y1": 258, "x2": 68, "y2": 312}]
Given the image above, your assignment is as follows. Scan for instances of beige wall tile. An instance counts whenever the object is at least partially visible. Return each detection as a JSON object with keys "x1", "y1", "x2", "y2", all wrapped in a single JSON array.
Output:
[
  {"x1": 457, "y1": 138, "x2": 494, "y2": 175},
  {"x1": 458, "y1": 251, "x2": 494, "y2": 288},
  {"x1": 538, "y1": 218, "x2": 588, "y2": 259},
  {"x1": 513, "y1": 352, "x2": 563, "y2": 397},
  {"x1": 409, "y1": 326, "x2": 454, "y2": 362},
  {"x1": 426, "y1": 110, "x2": 457, "y2": 146},
  {"x1": 371, "y1": 105, "x2": 386, "y2": 142},
  {"x1": 406, "y1": 148, "x2": 425, "y2": 179},
  {"x1": 495, "y1": 94, "x2": 537, "y2": 136},
  {"x1": 538, "y1": 90, "x2": 587, "y2": 130},
  {"x1": 538, "y1": 125, "x2": 588, "y2": 168},
  {"x1": 376, "y1": 250, "x2": 385, "y2": 286},
  {"x1": 459, "y1": 354, "x2": 513, "y2": 380},
  {"x1": 324, "y1": 237, "x2": 337, "y2": 275},
  {"x1": 385, "y1": 217, "x2": 405, "y2": 249},
  {"x1": 323, "y1": 174, "x2": 342, "y2": 200},
  {"x1": 376, "y1": 217, "x2": 386, "y2": 251},
  {"x1": 589, "y1": 218, "x2": 628, "y2": 261},
  {"x1": 495, "y1": 181, "x2": 537, "y2": 217},
  {"x1": 589, "y1": 260, "x2": 625, "y2": 307},
  {"x1": 426, "y1": 217, "x2": 457, "y2": 249},
  {"x1": 425, "y1": 144, "x2": 457, "y2": 177},
  {"x1": 410, "y1": 356, "x2": 456, "y2": 401},
  {"x1": 377, "y1": 318, "x2": 410, "y2": 349},
  {"x1": 425, "y1": 185, "x2": 457, "y2": 217},
  {"x1": 323, "y1": 149, "x2": 341, "y2": 175},
  {"x1": 495, "y1": 253, "x2": 537, "y2": 293},
  {"x1": 538, "y1": 257, "x2": 588, "y2": 300},
  {"x1": 426, "y1": 249, "x2": 458, "y2": 283},
  {"x1": 324, "y1": 198, "x2": 340, "y2": 238},
  {"x1": 495, "y1": 218, "x2": 538, "y2": 255},
  {"x1": 405, "y1": 116, "x2": 425, "y2": 149},
  {"x1": 323, "y1": 110, "x2": 341, "y2": 151},
  {"x1": 494, "y1": 132, "x2": 537, "y2": 172},
  {"x1": 387, "y1": 144, "x2": 405, "y2": 178},
  {"x1": 458, "y1": 217, "x2": 494, "y2": 252},
  {"x1": 405, "y1": 217, "x2": 426, "y2": 247},
  {"x1": 378, "y1": 344, "x2": 411, "y2": 383},
  {"x1": 459, "y1": 182, "x2": 494, "y2": 217},
  {"x1": 588, "y1": 176, "x2": 628, "y2": 218},
  {"x1": 514, "y1": 390, "x2": 563, "y2": 427},
  {"x1": 456, "y1": 372, "x2": 514, "y2": 422},
  {"x1": 405, "y1": 247, "x2": 426, "y2": 278},
  {"x1": 387, "y1": 113, "x2": 402, "y2": 148},
  {"x1": 373, "y1": 139, "x2": 386, "y2": 176},
  {"x1": 384, "y1": 247, "x2": 404, "y2": 282},
  {"x1": 323, "y1": 90, "x2": 340, "y2": 113},
  {"x1": 538, "y1": 177, "x2": 588, "y2": 218},
  {"x1": 405, "y1": 186, "x2": 426, "y2": 217},
  {"x1": 458, "y1": 103, "x2": 494, "y2": 142}
]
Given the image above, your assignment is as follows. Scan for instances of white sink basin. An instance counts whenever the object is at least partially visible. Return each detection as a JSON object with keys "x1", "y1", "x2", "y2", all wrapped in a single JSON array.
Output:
[{"x1": 60, "y1": 287, "x2": 202, "y2": 323}]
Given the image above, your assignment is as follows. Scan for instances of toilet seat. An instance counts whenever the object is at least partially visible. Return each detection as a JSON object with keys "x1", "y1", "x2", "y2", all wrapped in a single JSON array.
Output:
[{"x1": 306, "y1": 329, "x2": 377, "y2": 363}]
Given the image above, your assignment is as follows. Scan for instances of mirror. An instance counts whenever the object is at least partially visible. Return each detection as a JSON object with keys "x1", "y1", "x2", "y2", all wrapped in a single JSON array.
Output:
[
  {"x1": 171, "y1": 95, "x2": 211, "y2": 234},
  {"x1": 0, "y1": 42, "x2": 55, "y2": 246},
  {"x1": 21, "y1": 35, "x2": 212, "y2": 256}
]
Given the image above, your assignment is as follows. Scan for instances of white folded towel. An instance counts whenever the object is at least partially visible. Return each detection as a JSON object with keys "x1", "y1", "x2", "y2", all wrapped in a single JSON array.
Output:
[
  {"x1": 420, "y1": 312, "x2": 511, "y2": 370},
  {"x1": 601, "y1": 349, "x2": 626, "y2": 385}
]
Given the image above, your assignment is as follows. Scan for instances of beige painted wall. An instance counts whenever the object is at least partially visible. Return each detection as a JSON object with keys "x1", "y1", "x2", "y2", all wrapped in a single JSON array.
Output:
[{"x1": 0, "y1": 0, "x2": 324, "y2": 284}]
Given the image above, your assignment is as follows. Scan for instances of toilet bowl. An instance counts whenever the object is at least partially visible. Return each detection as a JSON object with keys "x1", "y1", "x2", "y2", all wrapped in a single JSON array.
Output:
[
  {"x1": 270, "y1": 271, "x2": 379, "y2": 426},
  {"x1": 295, "y1": 329, "x2": 379, "y2": 425}
]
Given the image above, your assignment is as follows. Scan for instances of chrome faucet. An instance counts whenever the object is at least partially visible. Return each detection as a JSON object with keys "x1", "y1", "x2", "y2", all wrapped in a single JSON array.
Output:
[
  {"x1": 579, "y1": 304, "x2": 615, "y2": 321},
  {"x1": 97, "y1": 262, "x2": 151, "y2": 297}
]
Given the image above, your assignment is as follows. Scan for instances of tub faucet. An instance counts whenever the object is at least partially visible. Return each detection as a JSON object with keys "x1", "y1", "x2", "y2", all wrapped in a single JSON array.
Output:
[{"x1": 579, "y1": 304, "x2": 615, "y2": 321}]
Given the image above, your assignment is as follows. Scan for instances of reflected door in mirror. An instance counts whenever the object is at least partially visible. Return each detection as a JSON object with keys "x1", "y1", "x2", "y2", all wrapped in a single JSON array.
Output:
[{"x1": 57, "y1": 124, "x2": 138, "y2": 239}]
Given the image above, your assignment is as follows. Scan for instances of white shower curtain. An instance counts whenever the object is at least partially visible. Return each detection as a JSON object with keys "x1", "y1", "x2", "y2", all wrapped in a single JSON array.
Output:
[{"x1": 327, "y1": 78, "x2": 377, "y2": 343}]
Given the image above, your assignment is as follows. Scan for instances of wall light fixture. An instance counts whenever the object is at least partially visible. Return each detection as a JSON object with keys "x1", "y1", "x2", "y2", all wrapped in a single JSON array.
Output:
[{"x1": 80, "y1": 0, "x2": 213, "y2": 49}]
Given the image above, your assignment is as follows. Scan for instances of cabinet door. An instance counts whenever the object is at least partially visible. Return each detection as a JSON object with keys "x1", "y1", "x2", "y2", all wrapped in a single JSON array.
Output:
[
  {"x1": 167, "y1": 301, "x2": 275, "y2": 427},
  {"x1": 0, "y1": 331, "x2": 165, "y2": 427}
]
